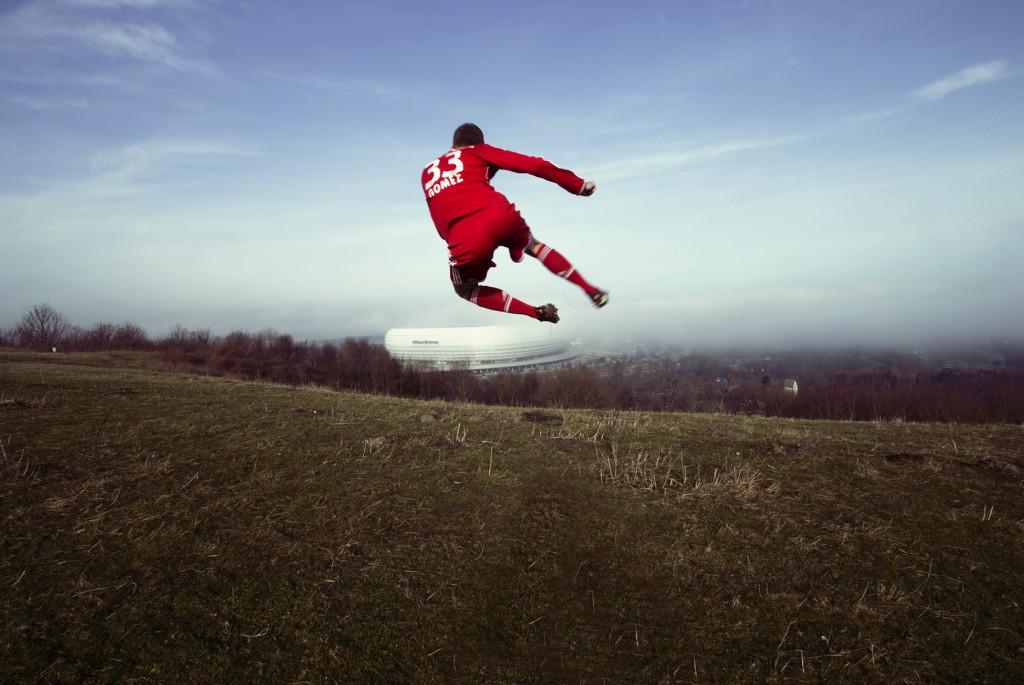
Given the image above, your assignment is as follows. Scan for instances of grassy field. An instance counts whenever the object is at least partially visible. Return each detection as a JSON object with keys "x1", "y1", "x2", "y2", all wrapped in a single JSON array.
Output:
[{"x1": 1, "y1": 350, "x2": 1022, "y2": 683}]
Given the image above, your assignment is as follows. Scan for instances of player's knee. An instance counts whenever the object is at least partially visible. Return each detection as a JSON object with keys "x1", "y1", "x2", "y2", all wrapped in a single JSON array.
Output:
[
  {"x1": 454, "y1": 282, "x2": 476, "y2": 300},
  {"x1": 527, "y1": 238, "x2": 545, "y2": 258}
]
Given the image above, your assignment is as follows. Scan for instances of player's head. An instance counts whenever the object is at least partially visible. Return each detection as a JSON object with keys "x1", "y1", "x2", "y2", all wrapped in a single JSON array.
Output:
[{"x1": 453, "y1": 123, "x2": 484, "y2": 148}]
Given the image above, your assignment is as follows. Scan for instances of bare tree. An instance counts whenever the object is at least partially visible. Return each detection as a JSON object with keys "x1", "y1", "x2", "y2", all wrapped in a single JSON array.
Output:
[
  {"x1": 161, "y1": 324, "x2": 211, "y2": 351},
  {"x1": 113, "y1": 322, "x2": 152, "y2": 350},
  {"x1": 15, "y1": 303, "x2": 73, "y2": 350},
  {"x1": 85, "y1": 322, "x2": 116, "y2": 350}
]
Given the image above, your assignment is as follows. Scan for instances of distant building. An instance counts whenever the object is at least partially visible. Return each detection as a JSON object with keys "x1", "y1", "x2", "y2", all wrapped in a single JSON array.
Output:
[
  {"x1": 384, "y1": 325, "x2": 578, "y2": 373},
  {"x1": 784, "y1": 378, "x2": 799, "y2": 395}
]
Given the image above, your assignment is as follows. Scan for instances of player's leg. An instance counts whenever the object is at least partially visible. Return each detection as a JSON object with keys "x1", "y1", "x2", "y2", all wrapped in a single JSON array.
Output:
[
  {"x1": 452, "y1": 281, "x2": 559, "y2": 322},
  {"x1": 449, "y1": 208, "x2": 560, "y2": 322},
  {"x1": 526, "y1": 237, "x2": 609, "y2": 308}
]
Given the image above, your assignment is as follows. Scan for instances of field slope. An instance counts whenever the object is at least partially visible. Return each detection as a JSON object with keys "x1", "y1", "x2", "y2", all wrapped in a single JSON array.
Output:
[{"x1": 2, "y1": 350, "x2": 1022, "y2": 683}]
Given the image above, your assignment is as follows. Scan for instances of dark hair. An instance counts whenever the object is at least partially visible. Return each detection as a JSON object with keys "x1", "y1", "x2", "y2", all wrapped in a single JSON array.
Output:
[{"x1": 453, "y1": 123, "x2": 484, "y2": 148}]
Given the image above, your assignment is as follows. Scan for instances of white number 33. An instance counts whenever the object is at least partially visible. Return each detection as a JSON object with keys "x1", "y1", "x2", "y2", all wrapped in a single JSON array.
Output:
[{"x1": 423, "y1": 150, "x2": 464, "y2": 191}]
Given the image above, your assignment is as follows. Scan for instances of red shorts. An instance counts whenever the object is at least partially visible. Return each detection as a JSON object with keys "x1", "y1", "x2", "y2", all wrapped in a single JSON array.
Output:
[{"x1": 447, "y1": 203, "x2": 531, "y2": 285}]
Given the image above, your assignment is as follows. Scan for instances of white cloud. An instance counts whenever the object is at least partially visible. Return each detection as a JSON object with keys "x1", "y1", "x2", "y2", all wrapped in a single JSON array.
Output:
[
  {"x1": 260, "y1": 70, "x2": 423, "y2": 101},
  {"x1": 588, "y1": 137, "x2": 792, "y2": 182},
  {"x1": 85, "y1": 22, "x2": 174, "y2": 59},
  {"x1": 92, "y1": 138, "x2": 261, "y2": 182},
  {"x1": 0, "y1": 137, "x2": 262, "y2": 231},
  {"x1": 8, "y1": 94, "x2": 101, "y2": 110},
  {"x1": 912, "y1": 60, "x2": 1011, "y2": 101},
  {"x1": 0, "y1": 0, "x2": 216, "y2": 78},
  {"x1": 68, "y1": 0, "x2": 197, "y2": 7}
]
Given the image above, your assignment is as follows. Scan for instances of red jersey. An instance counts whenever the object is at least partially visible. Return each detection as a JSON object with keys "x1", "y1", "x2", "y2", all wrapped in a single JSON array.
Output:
[{"x1": 421, "y1": 143, "x2": 587, "y2": 241}]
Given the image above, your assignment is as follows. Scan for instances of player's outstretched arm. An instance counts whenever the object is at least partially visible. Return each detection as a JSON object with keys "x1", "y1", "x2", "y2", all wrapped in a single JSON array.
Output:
[{"x1": 580, "y1": 181, "x2": 596, "y2": 196}]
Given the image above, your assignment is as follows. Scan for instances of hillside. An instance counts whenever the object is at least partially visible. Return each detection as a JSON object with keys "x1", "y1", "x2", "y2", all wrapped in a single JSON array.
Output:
[{"x1": 1, "y1": 350, "x2": 1022, "y2": 683}]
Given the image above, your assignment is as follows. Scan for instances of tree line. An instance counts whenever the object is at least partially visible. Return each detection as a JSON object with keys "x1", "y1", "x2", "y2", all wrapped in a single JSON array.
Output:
[{"x1": 4, "y1": 303, "x2": 1023, "y2": 423}]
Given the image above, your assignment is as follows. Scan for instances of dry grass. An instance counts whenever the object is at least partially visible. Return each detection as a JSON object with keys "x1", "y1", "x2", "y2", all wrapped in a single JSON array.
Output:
[{"x1": 1, "y1": 350, "x2": 1023, "y2": 683}]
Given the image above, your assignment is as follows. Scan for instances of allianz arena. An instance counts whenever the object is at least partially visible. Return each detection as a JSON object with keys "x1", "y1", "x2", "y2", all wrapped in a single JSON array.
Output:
[{"x1": 384, "y1": 325, "x2": 578, "y2": 373}]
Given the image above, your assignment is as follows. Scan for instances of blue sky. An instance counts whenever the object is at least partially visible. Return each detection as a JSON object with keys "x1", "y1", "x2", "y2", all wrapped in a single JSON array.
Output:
[{"x1": 2, "y1": 0, "x2": 1022, "y2": 347}]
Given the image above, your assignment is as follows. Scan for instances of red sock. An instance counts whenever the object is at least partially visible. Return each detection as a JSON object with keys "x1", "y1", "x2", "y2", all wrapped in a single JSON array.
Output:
[
  {"x1": 533, "y1": 242, "x2": 596, "y2": 293},
  {"x1": 467, "y1": 285, "x2": 537, "y2": 318}
]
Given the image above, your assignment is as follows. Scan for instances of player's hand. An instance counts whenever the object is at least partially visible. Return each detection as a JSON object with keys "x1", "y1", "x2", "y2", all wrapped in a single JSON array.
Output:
[{"x1": 580, "y1": 181, "x2": 596, "y2": 196}]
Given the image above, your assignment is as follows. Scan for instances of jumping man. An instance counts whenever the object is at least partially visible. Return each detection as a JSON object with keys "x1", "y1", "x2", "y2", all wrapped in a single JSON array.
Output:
[{"x1": 421, "y1": 123, "x2": 608, "y2": 323}]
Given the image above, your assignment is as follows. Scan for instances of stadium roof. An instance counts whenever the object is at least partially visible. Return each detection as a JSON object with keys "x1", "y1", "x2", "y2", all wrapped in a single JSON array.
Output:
[{"x1": 384, "y1": 325, "x2": 577, "y2": 372}]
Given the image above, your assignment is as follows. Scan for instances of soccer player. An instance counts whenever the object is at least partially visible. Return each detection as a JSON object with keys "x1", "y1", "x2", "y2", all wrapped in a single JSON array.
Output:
[{"x1": 421, "y1": 123, "x2": 608, "y2": 324}]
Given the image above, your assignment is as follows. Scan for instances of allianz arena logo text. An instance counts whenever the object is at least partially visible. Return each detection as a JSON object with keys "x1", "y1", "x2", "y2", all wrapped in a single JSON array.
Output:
[{"x1": 411, "y1": 339, "x2": 440, "y2": 345}]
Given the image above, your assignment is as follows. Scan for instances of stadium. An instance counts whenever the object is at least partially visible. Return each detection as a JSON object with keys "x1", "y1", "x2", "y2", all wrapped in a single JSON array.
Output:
[{"x1": 384, "y1": 325, "x2": 578, "y2": 373}]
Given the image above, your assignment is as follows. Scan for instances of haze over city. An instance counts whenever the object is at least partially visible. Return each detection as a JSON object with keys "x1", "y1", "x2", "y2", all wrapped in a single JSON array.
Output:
[{"x1": 2, "y1": 0, "x2": 1022, "y2": 348}]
